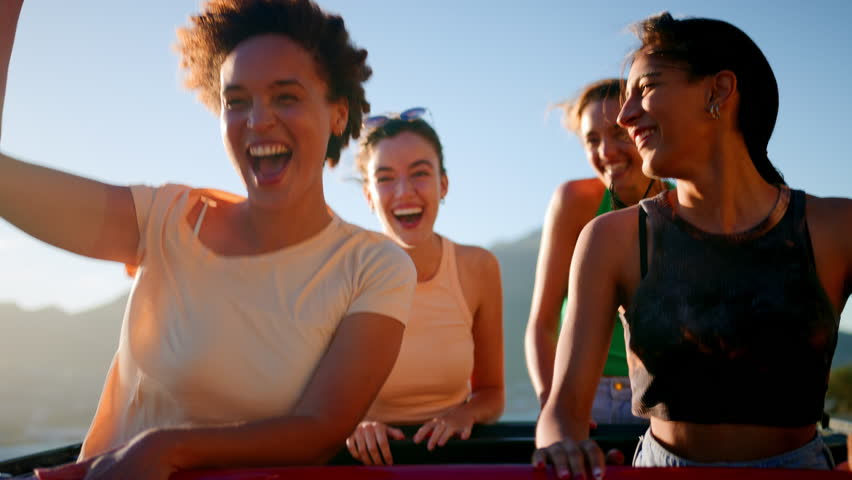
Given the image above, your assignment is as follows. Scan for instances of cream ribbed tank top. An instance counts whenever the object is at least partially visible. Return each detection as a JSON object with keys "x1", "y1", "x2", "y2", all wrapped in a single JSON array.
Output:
[{"x1": 366, "y1": 235, "x2": 474, "y2": 423}]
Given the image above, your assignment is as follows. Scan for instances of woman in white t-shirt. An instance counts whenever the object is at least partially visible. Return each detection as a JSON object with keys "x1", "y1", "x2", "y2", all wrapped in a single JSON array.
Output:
[{"x1": 0, "y1": 1, "x2": 415, "y2": 479}]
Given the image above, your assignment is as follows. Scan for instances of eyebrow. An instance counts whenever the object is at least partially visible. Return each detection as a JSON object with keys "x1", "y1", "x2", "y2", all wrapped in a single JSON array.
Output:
[
  {"x1": 631, "y1": 71, "x2": 662, "y2": 86},
  {"x1": 373, "y1": 159, "x2": 434, "y2": 175},
  {"x1": 409, "y1": 159, "x2": 434, "y2": 170},
  {"x1": 222, "y1": 79, "x2": 305, "y2": 94}
]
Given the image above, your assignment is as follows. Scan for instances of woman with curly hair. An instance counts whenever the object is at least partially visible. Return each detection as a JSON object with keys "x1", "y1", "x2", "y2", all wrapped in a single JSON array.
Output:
[
  {"x1": 1, "y1": 1, "x2": 416, "y2": 478},
  {"x1": 534, "y1": 12, "x2": 850, "y2": 476}
]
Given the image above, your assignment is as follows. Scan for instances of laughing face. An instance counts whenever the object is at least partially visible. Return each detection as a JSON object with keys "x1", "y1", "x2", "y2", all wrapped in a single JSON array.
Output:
[
  {"x1": 219, "y1": 34, "x2": 347, "y2": 210},
  {"x1": 618, "y1": 54, "x2": 713, "y2": 180},
  {"x1": 364, "y1": 131, "x2": 447, "y2": 248},
  {"x1": 579, "y1": 98, "x2": 648, "y2": 196}
]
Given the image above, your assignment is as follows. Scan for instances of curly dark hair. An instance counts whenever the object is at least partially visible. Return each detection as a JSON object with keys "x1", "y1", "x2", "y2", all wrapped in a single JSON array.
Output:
[
  {"x1": 554, "y1": 78, "x2": 623, "y2": 135},
  {"x1": 175, "y1": 0, "x2": 372, "y2": 167},
  {"x1": 628, "y1": 12, "x2": 784, "y2": 185},
  {"x1": 354, "y1": 118, "x2": 446, "y2": 183}
]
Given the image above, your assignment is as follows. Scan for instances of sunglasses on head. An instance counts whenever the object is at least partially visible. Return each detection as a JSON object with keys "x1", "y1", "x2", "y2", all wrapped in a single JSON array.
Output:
[{"x1": 363, "y1": 107, "x2": 428, "y2": 130}]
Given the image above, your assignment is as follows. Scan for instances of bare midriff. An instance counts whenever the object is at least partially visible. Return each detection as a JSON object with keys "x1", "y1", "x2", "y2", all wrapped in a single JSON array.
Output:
[{"x1": 650, "y1": 418, "x2": 816, "y2": 462}]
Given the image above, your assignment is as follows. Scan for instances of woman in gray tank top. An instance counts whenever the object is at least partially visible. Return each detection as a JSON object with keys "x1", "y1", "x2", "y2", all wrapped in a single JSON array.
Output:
[{"x1": 533, "y1": 11, "x2": 852, "y2": 477}]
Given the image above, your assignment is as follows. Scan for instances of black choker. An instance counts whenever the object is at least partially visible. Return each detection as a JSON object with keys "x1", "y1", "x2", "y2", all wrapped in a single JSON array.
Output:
[{"x1": 610, "y1": 178, "x2": 657, "y2": 211}]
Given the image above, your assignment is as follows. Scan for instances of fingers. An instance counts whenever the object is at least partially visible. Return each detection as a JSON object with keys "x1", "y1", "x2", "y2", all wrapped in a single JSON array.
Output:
[
  {"x1": 412, "y1": 422, "x2": 434, "y2": 445},
  {"x1": 387, "y1": 426, "x2": 406, "y2": 441},
  {"x1": 579, "y1": 438, "x2": 605, "y2": 479},
  {"x1": 460, "y1": 424, "x2": 473, "y2": 440},
  {"x1": 427, "y1": 422, "x2": 450, "y2": 451},
  {"x1": 374, "y1": 426, "x2": 394, "y2": 465},
  {"x1": 531, "y1": 438, "x2": 604, "y2": 480},
  {"x1": 349, "y1": 422, "x2": 397, "y2": 465},
  {"x1": 426, "y1": 420, "x2": 447, "y2": 452},
  {"x1": 345, "y1": 435, "x2": 361, "y2": 461}
]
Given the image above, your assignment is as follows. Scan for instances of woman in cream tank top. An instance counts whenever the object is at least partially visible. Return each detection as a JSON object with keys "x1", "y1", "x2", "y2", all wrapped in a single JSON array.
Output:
[{"x1": 345, "y1": 108, "x2": 506, "y2": 465}]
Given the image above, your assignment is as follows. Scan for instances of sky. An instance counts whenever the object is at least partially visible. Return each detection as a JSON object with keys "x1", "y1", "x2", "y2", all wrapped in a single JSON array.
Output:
[{"x1": 1, "y1": 0, "x2": 850, "y2": 331}]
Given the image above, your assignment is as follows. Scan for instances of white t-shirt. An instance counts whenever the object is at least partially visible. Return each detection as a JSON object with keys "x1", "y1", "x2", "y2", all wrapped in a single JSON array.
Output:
[{"x1": 80, "y1": 184, "x2": 415, "y2": 458}]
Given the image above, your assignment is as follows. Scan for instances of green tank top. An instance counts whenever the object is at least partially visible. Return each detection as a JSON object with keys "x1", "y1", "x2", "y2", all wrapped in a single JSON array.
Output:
[{"x1": 559, "y1": 182, "x2": 674, "y2": 377}]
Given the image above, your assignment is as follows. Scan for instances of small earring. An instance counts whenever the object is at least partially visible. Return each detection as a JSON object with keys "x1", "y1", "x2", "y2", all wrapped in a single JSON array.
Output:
[
  {"x1": 440, "y1": 197, "x2": 446, "y2": 205},
  {"x1": 708, "y1": 103, "x2": 720, "y2": 120}
]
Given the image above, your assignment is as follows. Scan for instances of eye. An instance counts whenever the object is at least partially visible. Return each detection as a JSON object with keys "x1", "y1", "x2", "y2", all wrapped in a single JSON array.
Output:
[
  {"x1": 639, "y1": 83, "x2": 656, "y2": 95},
  {"x1": 274, "y1": 93, "x2": 298, "y2": 104},
  {"x1": 224, "y1": 97, "x2": 249, "y2": 110},
  {"x1": 412, "y1": 170, "x2": 430, "y2": 178},
  {"x1": 585, "y1": 136, "x2": 600, "y2": 148},
  {"x1": 375, "y1": 176, "x2": 393, "y2": 183}
]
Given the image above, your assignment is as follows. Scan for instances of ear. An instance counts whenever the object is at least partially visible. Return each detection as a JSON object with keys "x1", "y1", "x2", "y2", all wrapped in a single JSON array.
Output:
[
  {"x1": 440, "y1": 172, "x2": 449, "y2": 201},
  {"x1": 708, "y1": 70, "x2": 737, "y2": 112},
  {"x1": 331, "y1": 97, "x2": 349, "y2": 136}
]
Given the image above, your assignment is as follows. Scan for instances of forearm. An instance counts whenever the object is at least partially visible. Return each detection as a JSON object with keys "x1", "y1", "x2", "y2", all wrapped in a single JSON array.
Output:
[
  {"x1": 535, "y1": 399, "x2": 589, "y2": 448},
  {"x1": 456, "y1": 386, "x2": 504, "y2": 425},
  {"x1": 524, "y1": 323, "x2": 557, "y2": 406},
  {"x1": 166, "y1": 414, "x2": 350, "y2": 470},
  {"x1": 0, "y1": 0, "x2": 24, "y2": 142}
]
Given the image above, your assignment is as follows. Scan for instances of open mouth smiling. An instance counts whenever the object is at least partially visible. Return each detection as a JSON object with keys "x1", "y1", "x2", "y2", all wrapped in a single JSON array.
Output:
[
  {"x1": 247, "y1": 143, "x2": 292, "y2": 185},
  {"x1": 392, "y1": 206, "x2": 423, "y2": 228}
]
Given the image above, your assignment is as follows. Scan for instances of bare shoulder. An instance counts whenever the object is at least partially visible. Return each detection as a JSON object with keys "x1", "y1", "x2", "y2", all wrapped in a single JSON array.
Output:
[
  {"x1": 806, "y1": 194, "x2": 852, "y2": 229},
  {"x1": 577, "y1": 205, "x2": 641, "y2": 281},
  {"x1": 551, "y1": 178, "x2": 605, "y2": 211},
  {"x1": 454, "y1": 242, "x2": 501, "y2": 279}
]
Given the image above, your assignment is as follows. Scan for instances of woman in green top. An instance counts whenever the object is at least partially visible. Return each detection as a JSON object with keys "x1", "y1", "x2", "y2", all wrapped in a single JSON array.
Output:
[{"x1": 525, "y1": 79, "x2": 670, "y2": 424}]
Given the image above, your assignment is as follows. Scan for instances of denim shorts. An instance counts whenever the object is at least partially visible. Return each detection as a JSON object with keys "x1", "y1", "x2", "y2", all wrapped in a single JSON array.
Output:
[
  {"x1": 632, "y1": 427, "x2": 835, "y2": 469},
  {"x1": 590, "y1": 377, "x2": 649, "y2": 425}
]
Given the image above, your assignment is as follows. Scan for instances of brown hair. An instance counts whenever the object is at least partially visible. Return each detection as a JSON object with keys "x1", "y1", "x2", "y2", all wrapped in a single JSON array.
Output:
[
  {"x1": 354, "y1": 118, "x2": 445, "y2": 182},
  {"x1": 628, "y1": 12, "x2": 785, "y2": 185},
  {"x1": 175, "y1": 0, "x2": 372, "y2": 167},
  {"x1": 554, "y1": 78, "x2": 623, "y2": 134}
]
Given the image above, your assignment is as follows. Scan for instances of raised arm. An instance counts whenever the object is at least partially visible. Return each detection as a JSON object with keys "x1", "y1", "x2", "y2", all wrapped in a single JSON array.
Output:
[
  {"x1": 0, "y1": 3, "x2": 139, "y2": 264},
  {"x1": 525, "y1": 180, "x2": 601, "y2": 406},
  {"x1": 533, "y1": 210, "x2": 629, "y2": 479},
  {"x1": 413, "y1": 246, "x2": 506, "y2": 450}
]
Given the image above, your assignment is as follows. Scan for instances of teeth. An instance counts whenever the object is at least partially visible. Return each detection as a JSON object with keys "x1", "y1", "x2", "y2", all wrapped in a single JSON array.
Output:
[
  {"x1": 606, "y1": 164, "x2": 627, "y2": 175},
  {"x1": 393, "y1": 207, "x2": 423, "y2": 216},
  {"x1": 636, "y1": 129, "x2": 653, "y2": 142},
  {"x1": 249, "y1": 144, "x2": 291, "y2": 157}
]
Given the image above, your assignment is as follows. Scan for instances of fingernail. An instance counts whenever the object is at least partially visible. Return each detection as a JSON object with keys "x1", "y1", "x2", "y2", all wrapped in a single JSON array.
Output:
[
  {"x1": 593, "y1": 467, "x2": 603, "y2": 480},
  {"x1": 534, "y1": 461, "x2": 545, "y2": 470},
  {"x1": 557, "y1": 467, "x2": 569, "y2": 478}
]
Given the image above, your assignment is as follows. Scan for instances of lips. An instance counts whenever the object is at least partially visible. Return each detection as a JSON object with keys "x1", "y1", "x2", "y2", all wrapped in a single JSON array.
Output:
[
  {"x1": 631, "y1": 127, "x2": 655, "y2": 149},
  {"x1": 247, "y1": 143, "x2": 292, "y2": 186},
  {"x1": 392, "y1": 206, "x2": 423, "y2": 229}
]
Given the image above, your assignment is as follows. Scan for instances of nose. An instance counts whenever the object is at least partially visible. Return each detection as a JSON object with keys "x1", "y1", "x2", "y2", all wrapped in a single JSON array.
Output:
[
  {"x1": 599, "y1": 137, "x2": 619, "y2": 163},
  {"x1": 617, "y1": 93, "x2": 640, "y2": 128},
  {"x1": 247, "y1": 102, "x2": 275, "y2": 131},
  {"x1": 394, "y1": 175, "x2": 414, "y2": 197}
]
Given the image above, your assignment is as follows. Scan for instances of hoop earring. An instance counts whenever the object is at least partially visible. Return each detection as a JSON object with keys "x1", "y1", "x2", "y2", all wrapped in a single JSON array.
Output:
[{"x1": 708, "y1": 103, "x2": 720, "y2": 120}]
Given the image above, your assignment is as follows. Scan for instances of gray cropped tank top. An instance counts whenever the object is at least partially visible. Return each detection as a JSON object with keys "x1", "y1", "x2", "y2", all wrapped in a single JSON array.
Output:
[{"x1": 625, "y1": 186, "x2": 838, "y2": 427}]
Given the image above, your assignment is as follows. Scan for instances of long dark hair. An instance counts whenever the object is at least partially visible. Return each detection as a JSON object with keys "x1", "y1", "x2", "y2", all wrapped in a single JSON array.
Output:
[{"x1": 629, "y1": 12, "x2": 785, "y2": 185}]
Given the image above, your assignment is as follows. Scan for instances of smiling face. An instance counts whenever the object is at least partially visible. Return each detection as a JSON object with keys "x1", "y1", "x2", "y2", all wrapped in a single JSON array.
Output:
[
  {"x1": 363, "y1": 131, "x2": 448, "y2": 248},
  {"x1": 617, "y1": 54, "x2": 713, "y2": 180},
  {"x1": 579, "y1": 98, "x2": 649, "y2": 194},
  {"x1": 219, "y1": 34, "x2": 347, "y2": 210}
]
